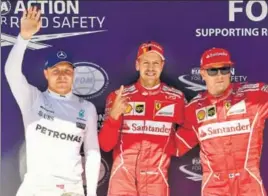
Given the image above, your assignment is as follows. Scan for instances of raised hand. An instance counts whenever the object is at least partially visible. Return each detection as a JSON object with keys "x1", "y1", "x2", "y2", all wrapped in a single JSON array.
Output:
[
  {"x1": 109, "y1": 85, "x2": 129, "y2": 120},
  {"x1": 20, "y1": 6, "x2": 41, "y2": 40}
]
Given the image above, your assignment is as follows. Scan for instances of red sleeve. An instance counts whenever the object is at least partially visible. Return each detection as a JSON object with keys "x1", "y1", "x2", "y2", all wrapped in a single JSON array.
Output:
[
  {"x1": 171, "y1": 93, "x2": 187, "y2": 156},
  {"x1": 259, "y1": 83, "x2": 268, "y2": 119},
  {"x1": 175, "y1": 93, "x2": 187, "y2": 125},
  {"x1": 98, "y1": 92, "x2": 122, "y2": 152},
  {"x1": 175, "y1": 102, "x2": 199, "y2": 156}
]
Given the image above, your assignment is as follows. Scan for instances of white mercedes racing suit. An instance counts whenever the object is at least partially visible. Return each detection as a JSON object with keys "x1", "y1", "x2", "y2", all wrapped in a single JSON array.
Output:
[{"x1": 5, "y1": 35, "x2": 101, "y2": 196}]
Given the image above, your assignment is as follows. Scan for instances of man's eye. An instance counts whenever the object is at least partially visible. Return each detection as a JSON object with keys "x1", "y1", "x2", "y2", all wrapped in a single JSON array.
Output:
[{"x1": 65, "y1": 70, "x2": 73, "y2": 74}]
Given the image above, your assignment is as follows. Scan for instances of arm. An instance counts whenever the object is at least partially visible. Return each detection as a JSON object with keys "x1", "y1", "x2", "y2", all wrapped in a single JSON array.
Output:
[
  {"x1": 171, "y1": 92, "x2": 187, "y2": 157},
  {"x1": 175, "y1": 124, "x2": 199, "y2": 156},
  {"x1": 84, "y1": 103, "x2": 101, "y2": 196},
  {"x1": 5, "y1": 35, "x2": 40, "y2": 112},
  {"x1": 4, "y1": 7, "x2": 41, "y2": 113},
  {"x1": 175, "y1": 102, "x2": 199, "y2": 156},
  {"x1": 259, "y1": 83, "x2": 268, "y2": 119},
  {"x1": 98, "y1": 92, "x2": 122, "y2": 152}
]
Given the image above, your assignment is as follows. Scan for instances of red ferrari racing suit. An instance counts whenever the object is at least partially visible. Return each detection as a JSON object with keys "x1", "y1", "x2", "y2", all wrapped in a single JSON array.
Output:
[
  {"x1": 99, "y1": 81, "x2": 185, "y2": 196},
  {"x1": 176, "y1": 82, "x2": 268, "y2": 196}
]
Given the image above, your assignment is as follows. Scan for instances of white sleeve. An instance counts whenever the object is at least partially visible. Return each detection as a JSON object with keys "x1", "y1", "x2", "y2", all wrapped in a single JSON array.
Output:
[
  {"x1": 84, "y1": 103, "x2": 101, "y2": 196},
  {"x1": 4, "y1": 34, "x2": 40, "y2": 113}
]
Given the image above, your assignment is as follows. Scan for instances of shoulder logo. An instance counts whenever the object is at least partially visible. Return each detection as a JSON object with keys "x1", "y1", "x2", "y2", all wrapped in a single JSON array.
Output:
[
  {"x1": 224, "y1": 100, "x2": 232, "y2": 110},
  {"x1": 226, "y1": 100, "x2": 246, "y2": 116},
  {"x1": 207, "y1": 106, "x2": 216, "y2": 117},
  {"x1": 124, "y1": 104, "x2": 133, "y2": 114},
  {"x1": 197, "y1": 110, "x2": 206, "y2": 121},
  {"x1": 154, "y1": 101, "x2": 175, "y2": 117},
  {"x1": 135, "y1": 104, "x2": 144, "y2": 113},
  {"x1": 124, "y1": 102, "x2": 146, "y2": 116},
  {"x1": 155, "y1": 102, "x2": 161, "y2": 110},
  {"x1": 196, "y1": 105, "x2": 217, "y2": 123},
  {"x1": 79, "y1": 109, "x2": 85, "y2": 118}
]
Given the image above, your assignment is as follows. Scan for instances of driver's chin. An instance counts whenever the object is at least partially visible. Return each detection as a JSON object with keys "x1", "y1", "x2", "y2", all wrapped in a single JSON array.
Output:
[
  {"x1": 214, "y1": 86, "x2": 227, "y2": 96},
  {"x1": 145, "y1": 78, "x2": 159, "y2": 85},
  {"x1": 55, "y1": 86, "x2": 71, "y2": 94},
  {"x1": 144, "y1": 72, "x2": 160, "y2": 81}
]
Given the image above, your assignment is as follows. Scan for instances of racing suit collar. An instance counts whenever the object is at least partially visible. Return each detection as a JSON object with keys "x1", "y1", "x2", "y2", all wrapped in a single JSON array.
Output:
[
  {"x1": 46, "y1": 89, "x2": 73, "y2": 100},
  {"x1": 135, "y1": 80, "x2": 162, "y2": 96},
  {"x1": 206, "y1": 83, "x2": 233, "y2": 103}
]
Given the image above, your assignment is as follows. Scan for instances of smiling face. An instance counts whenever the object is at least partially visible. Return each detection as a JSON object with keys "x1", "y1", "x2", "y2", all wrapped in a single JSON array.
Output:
[
  {"x1": 44, "y1": 62, "x2": 74, "y2": 95},
  {"x1": 135, "y1": 51, "x2": 164, "y2": 88}
]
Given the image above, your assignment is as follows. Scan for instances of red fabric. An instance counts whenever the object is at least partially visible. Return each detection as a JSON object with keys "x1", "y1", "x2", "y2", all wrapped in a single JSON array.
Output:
[
  {"x1": 200, "y1": 47, "x2": 234, "y2": 69},
  {"x1": 137, "y1": 41, "x2": 165, "y2": 60},
  {"x1": 99, "y1": 81, "x2": 185, "y2": 196},
  {"x1": 176, "y1": 82, "x2": 268, "y2": 196}
]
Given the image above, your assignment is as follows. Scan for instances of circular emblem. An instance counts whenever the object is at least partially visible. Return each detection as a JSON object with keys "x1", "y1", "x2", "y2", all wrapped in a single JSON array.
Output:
[
  {"x1": 57, "y1": 51, "x2": 67, "y2": 59},
  {"x1": 197, "y1": 110, "x2": 206, "y2": 121},
  {"x1": 1, "y1": 0, "x2": 11, "y2": 16},
  {"x1": 73, "y1": 62, "x2": 109, "y2": 99}
]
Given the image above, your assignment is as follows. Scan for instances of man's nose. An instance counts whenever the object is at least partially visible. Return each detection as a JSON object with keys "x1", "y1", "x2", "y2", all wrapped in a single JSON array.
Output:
[
  {"x1": 147, "y1": 63, "x2": 154, "y2": 70},
  {"x1": 216, "y1": 71, "x2": 224, "y2": 79},
  {"x1": 58, "y1": 71, "x2": 66, "y2": 78}
]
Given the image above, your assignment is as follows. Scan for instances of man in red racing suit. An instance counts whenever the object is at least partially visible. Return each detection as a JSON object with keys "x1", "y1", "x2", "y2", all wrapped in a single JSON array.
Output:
[
  {"x1": 98, "y1": 41, "x2": 185, "y2": 196},
  {"x1": 176, "y1": 47, "x2": 268, "y2": 196}
]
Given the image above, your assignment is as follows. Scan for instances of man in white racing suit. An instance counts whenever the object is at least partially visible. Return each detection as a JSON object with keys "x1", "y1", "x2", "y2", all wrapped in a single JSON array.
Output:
[{"x1": 4, "y1": 6, "x2": 100, "y2": 196}]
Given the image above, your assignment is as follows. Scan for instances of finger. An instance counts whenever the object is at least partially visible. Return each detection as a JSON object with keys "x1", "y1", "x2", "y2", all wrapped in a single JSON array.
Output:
[
  {"x1": 115, "y1": 85, "x2": 124, "y2": 102},
  {"x1": 118, "y1": 97, "x2": 128, "y2": 106},
  {"x1": 22, "y1": 10, "x2": 27, "y2": 19},
  {"x1": 37, "y1": 19, "x2": 42, "y2": 30},
  {"x1": 117, "y1": 85, "x2": 124, "y2": 97},
  {"x1": 27, "y1": 6, "x2": 33, "y2": 19},
  {"x1": 32, "y1": 6, "x2": 37, "y2": 18},
  {"x1": 35, "y1": 9, "x2": 41, "y2": 21}
]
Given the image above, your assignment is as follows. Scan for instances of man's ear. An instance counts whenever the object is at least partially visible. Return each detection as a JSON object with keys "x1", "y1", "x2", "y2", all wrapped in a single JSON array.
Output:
[
  {"x1": 161, "y1": 60, "x2": 165, "y2": 69},
  {"x1": 135, "y1": 60, "x2": 140, "y2": 71},
  {"x1": 44, "y1": 69, "x2": 48, "y2": 80},
  {"x1": 200, "y1": 69, "x2": 206, "y2": 81}
]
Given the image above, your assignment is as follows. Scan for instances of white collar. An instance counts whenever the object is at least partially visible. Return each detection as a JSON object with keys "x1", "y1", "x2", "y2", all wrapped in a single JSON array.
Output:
[
  {"x1": 142, "y1": 83, "x2": 161, "y2": 90},
  {"x1": 46, "y1": 89, "x2": 73, "y2": 100}
]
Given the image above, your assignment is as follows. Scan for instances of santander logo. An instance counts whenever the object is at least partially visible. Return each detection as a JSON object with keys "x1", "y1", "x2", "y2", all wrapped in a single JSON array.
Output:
[
  {"x1": 199, "y1": 130, "x2": 207, "y2": 138},
  {"x1": 121, "y1": 120, "x2": 172, "y2": 136},
  {"x1": 198, "y1": 119, "x2": 251, "y2": 141}
]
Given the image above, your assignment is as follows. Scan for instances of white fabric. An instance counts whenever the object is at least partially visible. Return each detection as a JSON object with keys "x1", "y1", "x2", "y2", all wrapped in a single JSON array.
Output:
[{"x1": 5, "y1": 34, "x2": 100, "y2": 196}]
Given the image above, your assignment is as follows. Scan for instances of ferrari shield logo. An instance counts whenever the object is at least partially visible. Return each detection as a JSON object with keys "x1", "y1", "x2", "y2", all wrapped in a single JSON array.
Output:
[
  {"x1": 155, "y1": 102, "x2": 161, "y2": 110},
  {"x1": 224, "y1": 101, "x2": 231, "y2": 110}
]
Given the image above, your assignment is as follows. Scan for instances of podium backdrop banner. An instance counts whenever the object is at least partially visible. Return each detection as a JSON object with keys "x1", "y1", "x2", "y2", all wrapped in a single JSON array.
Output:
[{"x1": 1, "y1": 1, "x2": 268, "y2": 196}]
